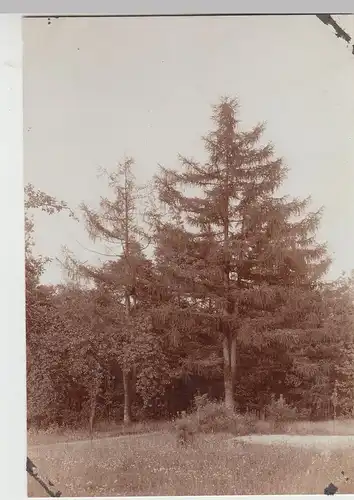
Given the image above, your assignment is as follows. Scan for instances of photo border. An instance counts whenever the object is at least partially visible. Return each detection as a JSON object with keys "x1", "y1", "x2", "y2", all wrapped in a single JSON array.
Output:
[{"x1": 0, "y1": 1, "x2": 352, "y2": 499}]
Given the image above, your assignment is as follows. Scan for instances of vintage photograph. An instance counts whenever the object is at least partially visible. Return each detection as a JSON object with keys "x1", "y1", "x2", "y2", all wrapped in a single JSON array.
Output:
[{"x1": 24, "y1": 14, "x2": 354, "y2": 496}]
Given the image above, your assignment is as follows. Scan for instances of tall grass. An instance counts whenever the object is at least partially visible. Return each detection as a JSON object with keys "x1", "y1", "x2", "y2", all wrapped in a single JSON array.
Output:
[
  {"x1": 27, "y1": 419, "x2": 172, "y2": 446},
  {"x1": 28, "y1": 401, "x2": 354, "y2": 497},
  {"x1": 28, "y1": 431, "x2": 354, "y2": 496},
  {"x1": 27, "y1": 397, "x2": 354, "y2": 496}
]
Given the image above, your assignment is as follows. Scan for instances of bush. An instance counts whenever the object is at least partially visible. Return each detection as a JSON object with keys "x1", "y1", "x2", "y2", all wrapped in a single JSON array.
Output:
[
  {"x1": 174, "y1": 394, "x2": 314, "y2": 437},
  {"x1": 195, "y1": 401, "x2": 237, "y2": 433},
  {"x1": 174, "y1": 394, "x2": 258, "y2": 436},
  {"x1": 264, "y1": 394, "x2": 299, "y2": 430}
]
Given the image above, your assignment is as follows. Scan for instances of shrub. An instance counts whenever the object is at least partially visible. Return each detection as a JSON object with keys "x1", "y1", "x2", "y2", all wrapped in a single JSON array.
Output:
[
  {"x1": 264, "y1": 394, "x2": 299, "y2": 430},
  {"x1": 193, "y1": 393, "x2": 210, "y2": 410},
  {"x1": 195, "y1": 400, "x2": 236, "y2": 433},
  {"x1": 175, "y1": 394, "x2": 258, "y2": 436}
]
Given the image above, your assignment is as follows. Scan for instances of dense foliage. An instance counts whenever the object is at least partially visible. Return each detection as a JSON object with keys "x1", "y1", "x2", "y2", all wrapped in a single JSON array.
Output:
[{"x1": 26, "y1": 98, "x2": 354, "y2": 429}]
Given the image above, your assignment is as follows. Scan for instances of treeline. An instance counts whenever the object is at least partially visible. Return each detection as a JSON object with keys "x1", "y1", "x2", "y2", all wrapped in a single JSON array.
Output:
[{"x1": 26, "y1": 98, "x2": 354, "y2": 429}]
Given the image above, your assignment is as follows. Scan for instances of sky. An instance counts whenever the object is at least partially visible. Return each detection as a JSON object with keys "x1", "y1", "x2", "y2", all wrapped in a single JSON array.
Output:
[{"x1": 23, "y1": 15, "x2": 354, "y2": 284}]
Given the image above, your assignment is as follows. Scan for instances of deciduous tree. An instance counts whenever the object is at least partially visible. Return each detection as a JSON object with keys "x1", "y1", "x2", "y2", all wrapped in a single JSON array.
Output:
[{"x1": 25, "y1": 184, "x2": 76, "y2": 425}]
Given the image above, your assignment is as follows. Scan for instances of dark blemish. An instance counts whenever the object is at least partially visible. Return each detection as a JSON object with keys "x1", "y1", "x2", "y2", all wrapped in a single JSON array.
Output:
[
  {"x1": 27, "y1": 456, "x2": 62, "y2": 497},
  {"x1": 47, "y1": 16, "x2": 59, "y2": 26},
  {"x1": 341, "y1": 471, "x2": 349, "y2": 482},
  {"x1": 324, "y1": 471, "x2": 350, "y2": 495},
  {"x1": 324, "y1": 483, "x2": 338, "y2": 495},
  {"x1": 316, "y1": 15, "x2": 351, "y2": 44}
]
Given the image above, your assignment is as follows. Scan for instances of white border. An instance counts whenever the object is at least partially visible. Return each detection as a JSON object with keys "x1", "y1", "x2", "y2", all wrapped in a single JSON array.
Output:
[
  {"x1": 0, "y1": 13, "x2": 26, "y2": 500},
  {"x1": 9, "y1": 0, "x2": 354, "y2": 15},
  {"x1": 0, "y1": 1, "x2": 352, "y2": 499}
]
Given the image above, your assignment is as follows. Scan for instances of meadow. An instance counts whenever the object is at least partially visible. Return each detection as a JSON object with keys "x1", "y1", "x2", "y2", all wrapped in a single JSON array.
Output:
[{"x1": 28, "y1": 419, "x2": 354, "y2": 497}]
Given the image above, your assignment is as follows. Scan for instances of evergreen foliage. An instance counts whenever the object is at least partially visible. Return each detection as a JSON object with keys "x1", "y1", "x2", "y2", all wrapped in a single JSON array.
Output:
[{"x1": 25, "y1": 98, "x2": 354, "y2": 429}]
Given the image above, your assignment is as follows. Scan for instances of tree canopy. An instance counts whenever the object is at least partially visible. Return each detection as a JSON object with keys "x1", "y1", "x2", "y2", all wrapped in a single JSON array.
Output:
[{"x1": 26, "y1": 97, "x2": 354, "y2": 429}]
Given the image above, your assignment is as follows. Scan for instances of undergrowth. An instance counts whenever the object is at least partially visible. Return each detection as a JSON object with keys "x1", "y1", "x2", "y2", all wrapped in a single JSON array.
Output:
[{"x1": 174, "y1": 394, "x2": 307, "y2": 437}]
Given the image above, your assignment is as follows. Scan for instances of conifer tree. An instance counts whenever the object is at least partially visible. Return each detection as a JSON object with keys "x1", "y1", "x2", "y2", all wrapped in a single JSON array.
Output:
[
  {"x1": 152, "y1": 97, "x2": 330, "y2": 410},
  {"x1": 64, "y1": 157, "x2": 155, "y2": 424}
]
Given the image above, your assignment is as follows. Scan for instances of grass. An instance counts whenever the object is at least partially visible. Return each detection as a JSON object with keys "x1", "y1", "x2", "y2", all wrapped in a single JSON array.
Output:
[
  {"x1": 27, "y1": 416, "x2": 354, "y2": 447},
  {"x1": 27, "y1": 420, "x2": 172, "y2": 446},
  {"x1": 27, "y1": 421, "x2": 354, "y2": 497},
  {"x1": 280, "y1": 419, "x2": 354, "y2": 435}
]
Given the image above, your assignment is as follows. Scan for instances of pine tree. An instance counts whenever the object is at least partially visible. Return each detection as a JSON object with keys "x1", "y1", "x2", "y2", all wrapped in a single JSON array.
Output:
[{"x1": 152, "y1": 97, "x2": 330, "y2": 410}]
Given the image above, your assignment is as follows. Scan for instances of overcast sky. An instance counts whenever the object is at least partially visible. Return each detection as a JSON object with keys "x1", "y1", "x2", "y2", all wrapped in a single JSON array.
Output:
[{"x1": 23, "y1": 15, "x2": 354, "y2": 284}]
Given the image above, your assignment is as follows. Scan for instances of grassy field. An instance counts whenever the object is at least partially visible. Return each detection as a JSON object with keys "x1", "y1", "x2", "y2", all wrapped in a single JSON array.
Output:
[
  {"x1": 27, "y1": 417, "x2": 354, "y2": 447},
  {"x1": 27, "y1": 420, "x2": 171, "y2": 447},
  {"x1": 28, "y1": 420, "x2": 354, "y2": 497}
]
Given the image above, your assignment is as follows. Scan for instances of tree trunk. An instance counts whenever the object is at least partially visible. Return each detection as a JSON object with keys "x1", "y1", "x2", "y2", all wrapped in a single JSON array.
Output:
[
  {"x1": 89, "y1": 400, "x2": 96, "y2": 440},
  {"x1": 230, "y1": 336, "x2": 237, "y2": 389},
  {"x1": 122, "y1": 281, "x2": 133, "y2": 423},
  {"x1": 221, "y1": 164, "x2": 235, "y2": 411},
  {"x1": 123, "y1": 368, "x2": 132, "y2": 424},
  {"x1": 223, "y1": 336, "x2": 234, "y2": 411},
  {"x1": 131, "y1": 365, "x2": 137, "y2": 403},
  {"x1": 89, "y1": 372, "x2": 101, "y2": 439}
]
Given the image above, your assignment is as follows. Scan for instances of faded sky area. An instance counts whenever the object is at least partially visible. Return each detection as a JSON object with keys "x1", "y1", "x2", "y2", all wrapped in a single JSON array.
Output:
[{"x1": 23, "y1": 15, "x2": 354, "y2": 284}]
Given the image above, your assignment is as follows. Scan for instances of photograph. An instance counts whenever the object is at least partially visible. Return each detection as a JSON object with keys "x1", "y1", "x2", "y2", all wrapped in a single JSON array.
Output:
[{"x1": 24, "y1": 13, "x2": 354, "y2": 496}]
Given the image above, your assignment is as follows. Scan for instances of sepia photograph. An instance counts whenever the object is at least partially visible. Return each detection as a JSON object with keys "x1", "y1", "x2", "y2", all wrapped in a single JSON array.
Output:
[{"x1": 24, "y1": 13, "x2": 354, "y2": 496}]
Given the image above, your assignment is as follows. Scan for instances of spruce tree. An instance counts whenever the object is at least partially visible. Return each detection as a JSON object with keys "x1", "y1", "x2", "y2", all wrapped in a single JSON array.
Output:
[{"x1": 152, "y1": 97, "x2": 330, "y2": 410}]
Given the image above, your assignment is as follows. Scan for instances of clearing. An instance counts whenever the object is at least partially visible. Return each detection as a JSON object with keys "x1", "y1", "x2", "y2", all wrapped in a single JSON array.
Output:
[
  {"x1": 27, "y1": 420, "x2": 354, "y2": 497},
  {"x1": 234, "y1": 434, "x2": 354, "y2": 450}
]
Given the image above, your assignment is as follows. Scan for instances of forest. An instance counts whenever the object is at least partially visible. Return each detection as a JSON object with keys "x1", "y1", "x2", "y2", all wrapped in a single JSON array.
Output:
[{"x1": 26, "y1": 97, "x2": 354, "y2": 431}]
